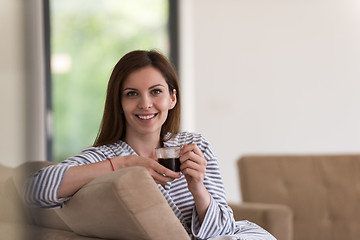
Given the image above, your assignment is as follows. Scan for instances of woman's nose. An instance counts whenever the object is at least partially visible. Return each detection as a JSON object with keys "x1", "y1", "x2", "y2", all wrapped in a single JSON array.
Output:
[{"x1": 138, "y1": 95, "x2": 153, "y2": 109}]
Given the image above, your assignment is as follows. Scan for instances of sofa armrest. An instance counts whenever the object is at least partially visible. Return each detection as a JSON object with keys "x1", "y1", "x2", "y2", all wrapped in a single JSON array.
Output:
[
  {"x1": 56, "y1": 166, "x2": 190, "y2": 240},
  {"x1": 229, "y1": 202, "x2": 293, "y2": 240}
]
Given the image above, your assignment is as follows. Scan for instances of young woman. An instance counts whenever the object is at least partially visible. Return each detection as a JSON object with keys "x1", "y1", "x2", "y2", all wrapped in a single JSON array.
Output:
[{"x1": 25, "y1": 50, "x2": 276, "y2": 240}]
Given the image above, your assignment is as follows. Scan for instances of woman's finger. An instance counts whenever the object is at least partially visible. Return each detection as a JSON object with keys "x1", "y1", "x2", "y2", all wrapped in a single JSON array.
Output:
[
  {"x1": 180, "y1": 159, "x2": 203, "y2": 173},
  {"x1": 150, "y1": 161, "x2": 181, "y2": 185},
  {"x1": 153, "y1": 162, "x2": 181, "y2": 178},
  {"x1": 180, "y1": 143, "x2": 203, "y2": 157},
  {"x1": 180, "y1": 144, "x2": 205, "y2": 166},
  {"x1": 148, "y1": 168, "x2": 177, "y2": 183},
  {"x1": 180, "y1": 151, "x2": 207, "y2": 168},
  {"x1": 153, "y1": 174, "x2": 176, "y2": 185},
  {"x1": 181, "y1": 167, "x2": 204, "y2": 182}
]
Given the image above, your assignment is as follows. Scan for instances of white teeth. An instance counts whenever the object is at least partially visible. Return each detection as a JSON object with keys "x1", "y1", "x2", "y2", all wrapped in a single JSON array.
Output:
[{"x1": 138, "y1": 114, "x2": 155, "y2": 120}]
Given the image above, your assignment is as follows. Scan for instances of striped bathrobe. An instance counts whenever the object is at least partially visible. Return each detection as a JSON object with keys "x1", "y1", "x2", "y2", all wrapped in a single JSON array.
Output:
[{"x1": 24, "y1": 132, "x2": 276, "y2": 240}]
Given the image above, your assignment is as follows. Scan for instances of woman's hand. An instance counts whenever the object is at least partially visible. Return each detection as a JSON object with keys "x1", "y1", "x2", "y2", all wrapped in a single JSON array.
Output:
[
  {"x1": 179, "y1": 143, "x2": 207, "y2": 194},
  {"x1": 180, "y1": 143, "x2": 210, "y2": 224},
  {"x1": 112, "y1": 155, "x2": 181, "y2": 185}
]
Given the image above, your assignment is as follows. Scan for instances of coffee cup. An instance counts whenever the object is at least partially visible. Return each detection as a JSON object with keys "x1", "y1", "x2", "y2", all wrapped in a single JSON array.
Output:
[{"x1": 155, "y1": 146, "x2": 181, "y2": 172}]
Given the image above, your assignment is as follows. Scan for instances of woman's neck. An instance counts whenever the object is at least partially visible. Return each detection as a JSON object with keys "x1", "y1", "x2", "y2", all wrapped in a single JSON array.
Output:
[{"x1": 124, "y1": 133, "x2": 161, "y2": 159}]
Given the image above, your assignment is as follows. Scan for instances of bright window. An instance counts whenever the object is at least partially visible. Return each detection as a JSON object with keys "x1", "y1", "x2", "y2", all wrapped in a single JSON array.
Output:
[{"x1": 49, "y1": 0, "x2": 171, "y2": 162}]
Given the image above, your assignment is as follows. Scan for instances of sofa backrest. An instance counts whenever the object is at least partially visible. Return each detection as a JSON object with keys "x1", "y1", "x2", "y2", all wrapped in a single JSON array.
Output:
[
  {"x1": 3, "y1": 161, "x2": 190, "y2": 240},
  {"x1": 238, "y1": 155, "x2": 360, "y2": 240}
]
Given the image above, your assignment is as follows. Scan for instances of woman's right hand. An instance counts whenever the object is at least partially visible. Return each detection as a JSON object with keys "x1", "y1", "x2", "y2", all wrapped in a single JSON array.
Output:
[{"x1": 113, "y1": 155, "x2": 181, "y2": 185}]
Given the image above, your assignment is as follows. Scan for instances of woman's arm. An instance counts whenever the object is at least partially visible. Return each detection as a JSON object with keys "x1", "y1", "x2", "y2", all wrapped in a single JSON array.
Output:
[
  {"x1": 57, "y1": 160, "x2": 115, "y2": 198},
  {"x1": 25, "y1": 143, "x2": 181, "y2": 208},
  {"x1": 24, "y1": 147, "x2": 110, "y2": 208},
  {"x1": 58, "y1": 155, "x2": 181, "y2": 198},
  {"x1": 179, "y1": 134, "x2": 237, "y2": 239}
]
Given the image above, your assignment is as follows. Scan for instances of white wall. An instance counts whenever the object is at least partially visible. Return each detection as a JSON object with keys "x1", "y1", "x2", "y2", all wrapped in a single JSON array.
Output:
[
  {"x1": 0, "y1": 0, "x2": 26, "y2": 167},
  {"x1": 23, "y1": 0, "x2": 47, "y2": 162},
  {"x1": 180, "y1": 0, "x2": 360, "y2": 203},
  {"x1": 0, "y1": 0, "x2": 46, "y2": 167}
]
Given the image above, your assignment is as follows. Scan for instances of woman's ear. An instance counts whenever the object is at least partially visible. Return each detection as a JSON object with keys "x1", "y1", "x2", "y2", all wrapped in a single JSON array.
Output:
[{"x1": 169, "y1": 89, "x2": 177, "y2": 110}]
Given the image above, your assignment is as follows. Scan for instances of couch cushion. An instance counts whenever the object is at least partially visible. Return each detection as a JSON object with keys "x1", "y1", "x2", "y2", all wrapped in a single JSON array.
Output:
[{"x1": 56, "y1": 166, "x2": 190, "y2": 240}]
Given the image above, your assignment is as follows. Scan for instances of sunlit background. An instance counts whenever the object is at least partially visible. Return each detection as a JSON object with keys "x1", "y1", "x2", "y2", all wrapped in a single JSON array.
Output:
[{"x1": 50, "y1": 0, "x2": 169, "y2": 162}]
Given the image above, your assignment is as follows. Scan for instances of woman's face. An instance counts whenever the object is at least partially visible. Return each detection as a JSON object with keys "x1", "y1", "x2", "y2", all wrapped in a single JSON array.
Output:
[{"x1": 121, "y1": 66, "x2": 177, "y2": 139}]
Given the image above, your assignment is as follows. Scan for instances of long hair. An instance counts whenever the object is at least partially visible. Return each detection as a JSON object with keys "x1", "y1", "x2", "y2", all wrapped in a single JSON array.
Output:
[{"x1": 93, "y1": 50, "x2": 181, "y2": 147}]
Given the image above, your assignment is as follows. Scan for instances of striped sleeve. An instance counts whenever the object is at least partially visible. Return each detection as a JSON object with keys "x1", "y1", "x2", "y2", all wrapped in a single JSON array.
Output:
[
  {"x1": 188, "y1": 134, "x2": 237, "y2": 239},
  {"x1": 191, "y1": 196, "x2": 236, "y2": 238},
  {"x1": 24, "y1": 146, "x2": 108, "y2": 208}
]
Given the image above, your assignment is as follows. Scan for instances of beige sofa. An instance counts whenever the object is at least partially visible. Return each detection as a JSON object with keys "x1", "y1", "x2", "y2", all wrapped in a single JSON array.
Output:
[
  {"x1": 1, "y1": 161, "x2": 290, "y2": 240},
  {"x1": 237, "y1": 154, "x2": 360, "y2": 240}
]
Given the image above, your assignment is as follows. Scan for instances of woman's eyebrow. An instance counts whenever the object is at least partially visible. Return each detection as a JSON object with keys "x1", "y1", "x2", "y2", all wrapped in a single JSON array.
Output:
[
  {"x1": 123, "y1": 84, "x2": 165, "y2": 91},
  {"x1": 123, "y1": 87, "x2": 137, "y2": 91},
  {"x1": 149, "y1": 84, "x2": 166, "y2": 89}
]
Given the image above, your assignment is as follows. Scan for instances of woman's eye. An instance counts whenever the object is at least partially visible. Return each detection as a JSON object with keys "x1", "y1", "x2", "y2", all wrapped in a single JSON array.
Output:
[
  {"x1": 125, "y1": 91, "x2": 138, "y2": 97},
  {"x1": 152, "y1": 89, "x2": 162, "y2": 95}
]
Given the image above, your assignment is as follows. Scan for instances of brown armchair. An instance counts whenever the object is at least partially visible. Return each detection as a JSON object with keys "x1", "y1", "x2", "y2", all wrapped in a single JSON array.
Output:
[{"x1": 236, "y1": 154, "x2": 360, "y2": 240}]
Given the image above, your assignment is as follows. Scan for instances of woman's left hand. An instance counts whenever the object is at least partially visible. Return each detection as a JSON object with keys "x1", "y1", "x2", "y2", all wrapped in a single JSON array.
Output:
[
  {"x1": 180, "y1": 143, "x2": 211, "y2": 224},
  {"x1": 179, "y1": 143, "x2": 207, "y2": 194}
]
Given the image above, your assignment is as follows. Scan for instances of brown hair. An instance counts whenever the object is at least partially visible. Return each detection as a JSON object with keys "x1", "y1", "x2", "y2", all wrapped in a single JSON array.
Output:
[{"x1": 93, "y1": 50, "x2": 181, "y2": 147}]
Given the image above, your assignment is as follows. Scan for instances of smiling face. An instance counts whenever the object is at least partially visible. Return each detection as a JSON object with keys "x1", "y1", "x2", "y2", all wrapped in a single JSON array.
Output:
[{"x1": 121, "y1": 66, "x2": 177, "y2": 140}]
